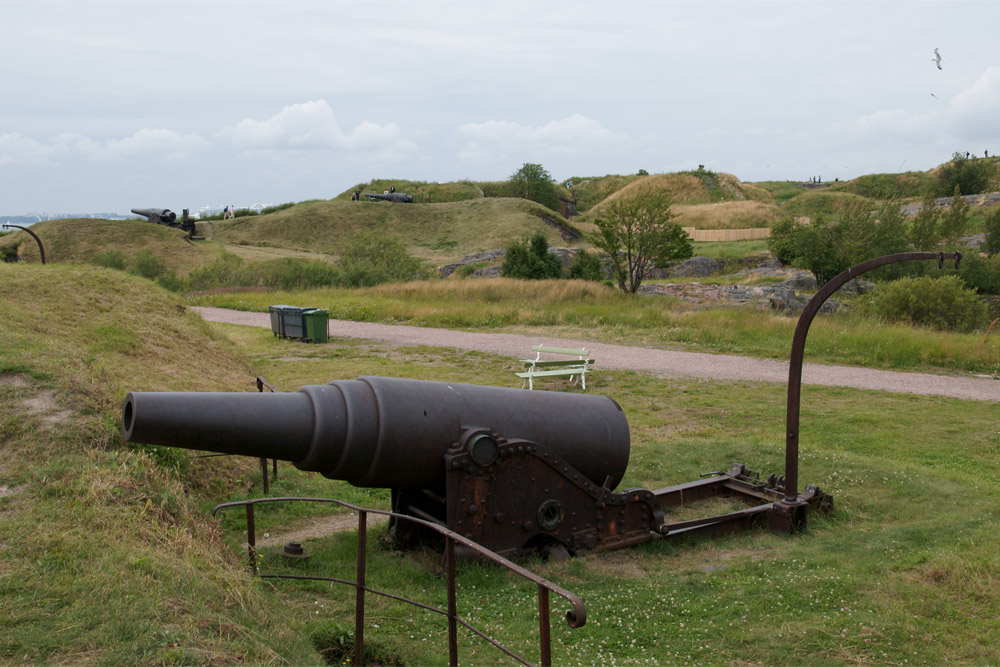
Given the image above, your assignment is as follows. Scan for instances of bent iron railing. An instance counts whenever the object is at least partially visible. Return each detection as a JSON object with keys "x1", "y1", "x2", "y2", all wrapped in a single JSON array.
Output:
[
  {"x1": 782, "y1": 251, "x2": 962, "y2": 503},
  {"x1": 213, "y1": 497, "x2": 586, "y2": 667}
]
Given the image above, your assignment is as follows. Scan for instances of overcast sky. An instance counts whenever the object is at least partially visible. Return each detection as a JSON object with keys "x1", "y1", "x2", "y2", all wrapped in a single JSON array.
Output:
[{"x1": 2, "y1": 0, "x2": 998, "y2": 214}]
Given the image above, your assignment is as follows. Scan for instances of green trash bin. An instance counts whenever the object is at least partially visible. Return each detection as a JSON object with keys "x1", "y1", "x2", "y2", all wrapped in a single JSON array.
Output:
[{"x1": 302, "y1": 308, "x2": 329, "y2": 344}]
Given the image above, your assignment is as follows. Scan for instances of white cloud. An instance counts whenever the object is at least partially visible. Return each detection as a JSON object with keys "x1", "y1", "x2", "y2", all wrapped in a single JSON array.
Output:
[
  {"x1": 219, "y1": 100, "x2": 416, "y2": 160},
  {"x1": 0, "y1": 133, "x2": 69, "y2": 165},
  {"x1": 0, "y1": 129, "x2": 208, "y2": 165},
  {"x1": 454, "y1": 114, "x2": 621, "y2": 162},
  {"x1": 948, "y1": 66, "x2": 1000, "y2": 141},
  {"x1": 851, "y1": 67, "x2": 1000, "y2": 148},
  {"x1": 96, "y1": 129, "x2": 209, "y2": 161}
]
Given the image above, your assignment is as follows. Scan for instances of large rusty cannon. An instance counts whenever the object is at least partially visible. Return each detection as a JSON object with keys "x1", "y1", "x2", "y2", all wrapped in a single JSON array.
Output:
[{"x1": 123, "y1": 375, "x2": 827, "y2": 559}]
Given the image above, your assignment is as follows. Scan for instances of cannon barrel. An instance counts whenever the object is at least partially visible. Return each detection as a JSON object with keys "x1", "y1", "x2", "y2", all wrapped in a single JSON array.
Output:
[
  {"x1": 131, "y1": 208, "x2": 177, "y2": 223},
  {"x1": 122, "y1": 376, "x2": 630, "y2": 490}
]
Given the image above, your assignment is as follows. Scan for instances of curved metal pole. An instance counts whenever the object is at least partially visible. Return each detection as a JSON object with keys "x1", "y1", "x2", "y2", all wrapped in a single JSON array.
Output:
[
  {"x1": 783, "y1": 251, "x2": 962, "y2": 503},
  {"x1": 2, "y1": 224, "x2": 45, "y2": 264}
]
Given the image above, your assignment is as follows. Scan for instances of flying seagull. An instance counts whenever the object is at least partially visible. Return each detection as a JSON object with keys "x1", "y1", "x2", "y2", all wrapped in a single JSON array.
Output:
[{"x1": 932, "y1": 48, "x2": 942, "y2": 70}]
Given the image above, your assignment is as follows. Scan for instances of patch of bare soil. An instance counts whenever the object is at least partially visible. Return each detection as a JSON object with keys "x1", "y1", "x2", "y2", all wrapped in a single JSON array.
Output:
[
  {"x1": 256, "y1": 512, "x2": 390, "y2": 549},
  {"x1": 20, "y1": 389, "x2": 74, "y2": 427},
  {"x1": 0, "y1": 374, "x2": 30, "y2": 388}
]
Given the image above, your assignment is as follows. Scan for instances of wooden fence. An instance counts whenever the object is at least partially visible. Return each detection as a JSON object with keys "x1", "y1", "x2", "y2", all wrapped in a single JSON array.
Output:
[
  {"x1": 572, "y1": 222, "x2": 771, "y2": 243},
  {"x1": 681, "y1": 227, "x2": 771, "y2": 242}
]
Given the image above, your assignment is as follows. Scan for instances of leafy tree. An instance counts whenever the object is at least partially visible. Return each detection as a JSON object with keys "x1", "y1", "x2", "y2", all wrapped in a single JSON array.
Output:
[
  {"x1": 500, "y1": 232, "x2": 562, "y2": 279},
  {"x1": 938, "y1": 185, "x2": 971, "y2": 243},
  {"x1": 908, "y1": 192, "x2": 942, "y2": 250},
  {"x1": 984, "y1": 206, "x2": 1000, "y2": 256},
  {"x1": 790, "y1": 216, "x2": 846, "y2": 285},
  {"x1": 767, "y1": 200, "x2": 912, "y2": 284},
  {"x1": 507, "y1": 163, "x2": 561, "y2": 210},
  {"x1": 567, "y1": 249, "x2": 607, "y2": 282},
  {"x1": 591, "y1": 188, "x2": 692, "y2": 293},
  {"x1": 937, "y1": 152, "x2": 990, "y2": 196},
  {"x1": 766, "y1": 216, "x2": 803, "y2": 266}
]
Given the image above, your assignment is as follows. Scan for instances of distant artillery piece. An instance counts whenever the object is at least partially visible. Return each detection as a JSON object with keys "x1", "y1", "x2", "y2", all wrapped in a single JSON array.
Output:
[
  {"x1": 131, "y1": 207, "x2": 203, "y2": 240},
  {"x1": 131, "y1": 208, "x2": 177, "y2": 225},
  {"x1": 363, "y1": 192, "x2": 414, "y2": 203}
]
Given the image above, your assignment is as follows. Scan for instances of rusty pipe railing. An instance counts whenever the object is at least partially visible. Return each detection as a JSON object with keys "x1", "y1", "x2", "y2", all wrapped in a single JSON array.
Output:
[
  {"x1": 214, "y1": 496, "x2": 585, "y2": 667},
  {"x1": 783, "y1": 251, "x2": 961, "y2": 503},
  {"x1": 2, "y1": 224, "x2": 45, "y2": 264}
]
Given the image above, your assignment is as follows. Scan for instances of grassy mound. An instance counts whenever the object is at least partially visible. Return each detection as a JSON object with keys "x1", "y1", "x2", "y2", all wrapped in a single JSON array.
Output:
[
  {"x1": 782, "y1": 190, "x2": 877, "y2": 219},
  {"x1": 0, "y1": 218, "x2": 222, "y2": 274},
  {"x1": 334, "y1": 178, "x2": 485, "y2": 203},
  {"x1": 828, "y1": 171, "x2": 938, "y2": 200},
  {"x1": 209, "y1": 197, "x2": 576, "y2": 264},
  {"x1": 0, "y1": 263, "x2": 320, "y2": 664},
  {"x1": 673, "y1": 200, "x2": 782, "y2": 229},
  {"x1": 579, "y1": 172, "x2": 775, "y2": 222}
]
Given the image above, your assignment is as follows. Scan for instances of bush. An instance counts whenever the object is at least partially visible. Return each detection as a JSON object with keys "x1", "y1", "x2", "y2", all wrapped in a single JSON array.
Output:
[
  {"x1": 567, "y1": 249, "x2": 607, "y2": 282},
  {"x1": 861, "y1": 275, "x2": 988, "y2": 332},
  {"x1": 156, "y1": 271, "x2": 184, "y2": 293},
  {"x1": 90, "y1": 250, "x2": 128, "y2": 271},
  {"x1": 984, "y1": 207, "x2": 1000, "y2": 256},
  {"x1": 500, "y1": 233, "x2": 563, "y2": 280},
  {"x1": 132, "y1": 248, "x2": 166, "y2": 280},
  {"x1": 766, "y1": 217, "x2": 801, "y2": 266},
  {"x1": 767, "y1": 201, "x2": 912, "y2": 284},
  {"x1": 338, "y1": 233, "x2": 427, "y2": 287},
  {"x1": 937, "y1": 152, "x2": 991, "y2": 196}
]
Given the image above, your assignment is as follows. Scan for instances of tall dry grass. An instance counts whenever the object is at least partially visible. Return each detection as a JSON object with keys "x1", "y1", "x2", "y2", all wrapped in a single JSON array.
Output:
[{"x1": 673, "y1": 201, "x2": 782, "y2": 229}]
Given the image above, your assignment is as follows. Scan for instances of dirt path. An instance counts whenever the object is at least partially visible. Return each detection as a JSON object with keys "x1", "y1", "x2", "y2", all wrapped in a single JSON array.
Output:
[{"x1": 192, "y1": 306, "x2": 1000, "y2": 402}]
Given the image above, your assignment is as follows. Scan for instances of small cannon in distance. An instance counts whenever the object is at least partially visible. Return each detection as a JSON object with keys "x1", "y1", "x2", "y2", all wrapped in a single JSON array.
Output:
[
  {"x1": 122, "y1": 376, "x2": 831, "y2": 560},
  {"x1": 363, "y1": 192, "x2": 414, "y2": 203},
  {"x1": 131, "y1": 208, "x2": 177, "y2": 225},
  {"x1": 131, "y1": 207, "x2": 201, "y2": 239}
]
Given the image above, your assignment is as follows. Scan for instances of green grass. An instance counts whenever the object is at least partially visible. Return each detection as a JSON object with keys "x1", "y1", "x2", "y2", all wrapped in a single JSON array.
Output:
[
  {"x1": 827, "y1": 171, "x2": 939, "y2": 200},
  {"x1": 782, "y1": 190, "x2": 878, "y2": 219},
  {"x1": 748, "y1": 181, "x2": 811, "y2": 204},
  {"x1": 188, "y1": 279, "x2": 1000, "y2": 376},
  {"x1": 335, "y1": 178, "x2": 485, "y2": 203},
  {"x1": 0, "y1": 264, "x2": 320, "y2": 664},
  {"x1": 691, "y1": 239, "x2": 771, "y2": 261},
  {"x1": 0, "y1": 218, "x2": 226, "y2": 273},
  {"x1": 203, "y1": 323, "x2": 1000, "y2": 665},
  {"x1": 5, "y1": 260, "x2": 1000, "y2": 664}
]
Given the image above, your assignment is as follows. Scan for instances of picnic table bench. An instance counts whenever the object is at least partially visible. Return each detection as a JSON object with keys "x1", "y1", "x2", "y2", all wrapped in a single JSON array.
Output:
[{"x1": 516, "y1": 345, "x2": 594, "y2": 390}]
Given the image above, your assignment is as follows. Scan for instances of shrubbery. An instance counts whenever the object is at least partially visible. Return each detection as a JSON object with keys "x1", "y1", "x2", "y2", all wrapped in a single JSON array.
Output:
[
  {"x1": 936, "y1": 152, "x2": 992, "y2": 196},
  {"x1": 501, "y1": 233, "x2": 562, "y2": 280},
  {"x1": 338, "y1": 233, "x2": 428, "y2": 287},
  {"x1": 860, "y1": 275, "x2": 988, "y2": 332},
  {"x1": 567, "y1": 249, "x2": 607, "y2": 282},
  {"x1": 984, "y1": 206, "x2": 1000, "y2": 256},
  {"x1": 91, "y1": 234, "x2": 428, "y2": 292}
]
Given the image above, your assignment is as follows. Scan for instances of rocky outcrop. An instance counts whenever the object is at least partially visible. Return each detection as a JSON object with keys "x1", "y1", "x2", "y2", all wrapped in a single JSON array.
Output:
[
  {"x1": 437, "y1": 249, "x2": 506, "y2": 278},
  {"x1": 639, "y1": 280, "x2": 838, "y2": 314}
]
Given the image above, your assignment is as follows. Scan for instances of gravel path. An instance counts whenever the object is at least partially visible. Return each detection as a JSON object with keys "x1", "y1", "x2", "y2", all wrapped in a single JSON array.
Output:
[{"x1": 193, "y1": 306, "x2": 1000, "y2": 402}]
